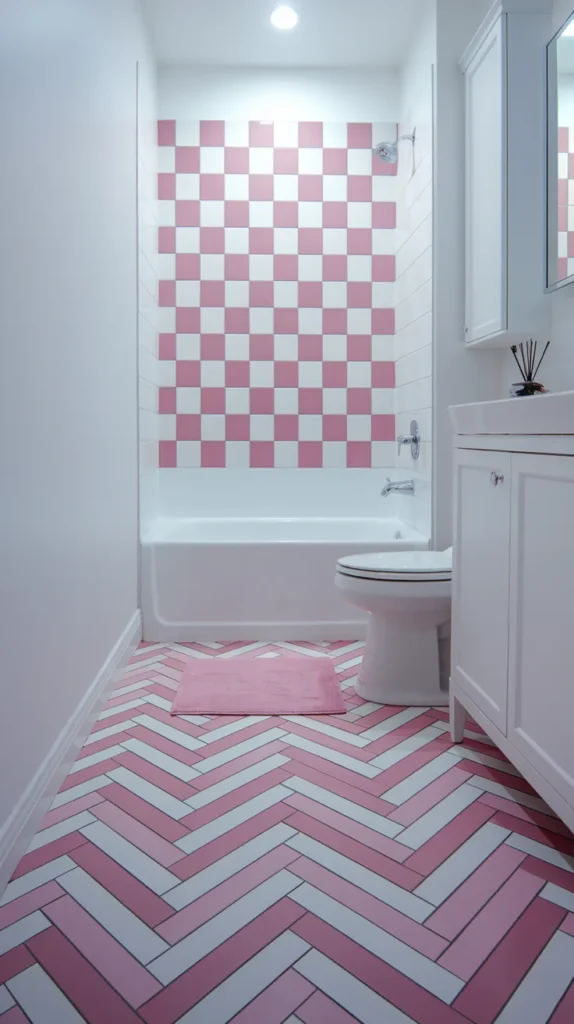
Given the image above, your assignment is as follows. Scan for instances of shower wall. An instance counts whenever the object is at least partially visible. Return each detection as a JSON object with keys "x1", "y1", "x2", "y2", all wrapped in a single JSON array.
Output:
[{"x1": 156, "y1": 69, "x2": 399, "y2": 471}]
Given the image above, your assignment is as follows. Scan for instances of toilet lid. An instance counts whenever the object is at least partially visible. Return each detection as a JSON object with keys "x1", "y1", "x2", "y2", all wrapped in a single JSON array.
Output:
[{"x1": 337, "y1": 549, "x2": 452, "y2": 582}]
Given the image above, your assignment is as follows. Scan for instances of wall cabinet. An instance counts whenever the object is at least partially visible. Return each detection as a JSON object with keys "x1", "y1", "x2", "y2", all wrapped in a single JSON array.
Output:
[
  {"x1": 460, "y1": 2, "x2": 550, "y2": 348},
  {"x1": 451, "y1": 418, "x2": 574, "y2": 832}
]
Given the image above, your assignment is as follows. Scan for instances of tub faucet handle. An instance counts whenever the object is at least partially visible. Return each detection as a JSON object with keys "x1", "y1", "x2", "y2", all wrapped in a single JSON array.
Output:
[{"x1": 397, "y1": 420, "x2": 420, "y2": 460}]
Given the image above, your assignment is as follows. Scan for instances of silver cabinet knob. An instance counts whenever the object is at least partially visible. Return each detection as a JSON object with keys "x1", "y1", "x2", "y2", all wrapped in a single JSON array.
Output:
[{"x1": 490, "y1": 472, "x2": 504, "y2": 486}]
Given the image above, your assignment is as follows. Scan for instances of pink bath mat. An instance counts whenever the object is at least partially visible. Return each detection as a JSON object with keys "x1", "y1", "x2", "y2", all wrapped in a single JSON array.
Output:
[{"x1": 170, "y1": 657, "x2": 346, "y2": 715}]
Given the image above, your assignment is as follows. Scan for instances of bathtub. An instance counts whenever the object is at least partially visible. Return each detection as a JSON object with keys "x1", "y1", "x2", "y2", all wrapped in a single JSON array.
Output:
[{"x1": 141, "y1": 515, "x2": 429, "y2": 641}]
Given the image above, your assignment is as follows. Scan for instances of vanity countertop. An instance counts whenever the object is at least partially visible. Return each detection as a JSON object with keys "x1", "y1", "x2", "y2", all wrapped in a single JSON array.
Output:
[{"x1": 450, "y1": 391, "x2": 574, "y2": 436}]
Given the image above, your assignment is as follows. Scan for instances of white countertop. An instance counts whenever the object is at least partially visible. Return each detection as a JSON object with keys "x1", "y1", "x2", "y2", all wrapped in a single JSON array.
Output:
[{"x1": 450, "y1": 391, "x2": 574, "y2": 435}]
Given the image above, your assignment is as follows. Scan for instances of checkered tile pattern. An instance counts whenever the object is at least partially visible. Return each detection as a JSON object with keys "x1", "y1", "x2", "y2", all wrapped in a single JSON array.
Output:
[
  {"x1": 156, "y1": 120, "x2": 397, "y2": 469},
  {"x1": 557, "y1": 125, "x2": 574, "y2": 282},
  {"x1": 3, "y1": 641, "x2": 574, "y2": 1023}
]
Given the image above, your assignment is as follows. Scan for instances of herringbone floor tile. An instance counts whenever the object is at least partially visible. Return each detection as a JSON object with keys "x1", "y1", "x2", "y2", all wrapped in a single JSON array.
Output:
[{"x1": 1, "y1": 641, "x2": 574, "y2": 1022}]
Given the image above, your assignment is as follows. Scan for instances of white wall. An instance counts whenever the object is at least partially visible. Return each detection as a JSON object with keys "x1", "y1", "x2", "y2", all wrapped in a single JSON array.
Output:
[
  {"x1": 138, "y1": 40, "x2": 160, "y2": 534},
  {"x1": 159, "y1": 67, "x2": 399, "y2": 122},
  {"x1": 432, "y1": 0, "x2": 505, "y2": 549},
  {"x1": 395, "y1": 1, "x2": 436, "y2": 537},
  {"x1": 0, "y1": 0, "x2": 149, "y2": 879},
  {"x1": 548, "y1": 0, "x2": 574, "y2": 389}
]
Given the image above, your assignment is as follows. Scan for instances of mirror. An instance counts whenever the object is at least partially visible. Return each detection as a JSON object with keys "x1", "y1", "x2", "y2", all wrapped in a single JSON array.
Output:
[{"x1": 547, "y1": 11, "x2": 574, "y2": 290}]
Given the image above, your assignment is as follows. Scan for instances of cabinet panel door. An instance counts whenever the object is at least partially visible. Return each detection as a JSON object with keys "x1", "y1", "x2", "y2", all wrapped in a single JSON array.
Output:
[
  {"x1": 508, "y1": 454, "x2": 574, "y2": 803},
  {"x1": 452, "y1": 448, "x2": 511, "y2": 732},
  {"x1": 464, "y1": 15, "x2": 507, "y2": 344}
]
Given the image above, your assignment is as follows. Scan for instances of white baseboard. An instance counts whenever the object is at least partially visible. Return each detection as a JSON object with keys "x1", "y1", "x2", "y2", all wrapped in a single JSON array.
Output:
[
  {"x1": 0, "y1": 609, "x2": 142, "y2": 895},
  {"x1": 143, "y1": 619, "x2": 368, "y2": 642}
]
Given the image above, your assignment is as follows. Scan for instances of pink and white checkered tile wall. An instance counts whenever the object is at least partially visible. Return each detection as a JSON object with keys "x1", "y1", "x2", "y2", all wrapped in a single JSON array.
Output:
[
  {"x1": 558, "y1": 126, "x2": 574, "y2": 282},
  {"x1": 156, "y1": 119, "x2": 397, "y2": 470}
]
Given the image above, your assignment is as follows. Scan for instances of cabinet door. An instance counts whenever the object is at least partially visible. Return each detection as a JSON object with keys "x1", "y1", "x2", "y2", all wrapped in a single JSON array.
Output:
[
  {"x1": 452, "y1": 448, "x2": 511, "y2": 732},
  {"x1": 507, "y1": 454, "x2": 574, "y2": 803},
  {"x1": 464, "y1": 15, "x2": 507, "y2": 344}
]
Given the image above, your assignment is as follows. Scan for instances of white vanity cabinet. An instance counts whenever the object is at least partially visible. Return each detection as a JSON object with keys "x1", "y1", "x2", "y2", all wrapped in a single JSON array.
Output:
[
  {"x1": 460, "y1": 1, "x2": 549, "y2": 348},
  {"x1": 451, "y1": 394, "x2": 574, "y2": 832}
]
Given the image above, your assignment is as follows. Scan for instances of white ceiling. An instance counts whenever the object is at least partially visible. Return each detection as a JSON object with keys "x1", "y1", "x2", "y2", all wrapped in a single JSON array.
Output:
[{"x1": 140, "y1": 0, "x2": 428, "y2": 68}]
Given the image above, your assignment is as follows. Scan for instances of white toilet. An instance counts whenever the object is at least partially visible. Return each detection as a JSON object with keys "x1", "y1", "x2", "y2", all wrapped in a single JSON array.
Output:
[{"x1": 335, "y1": 548, "x2": 452, "y2": 705}]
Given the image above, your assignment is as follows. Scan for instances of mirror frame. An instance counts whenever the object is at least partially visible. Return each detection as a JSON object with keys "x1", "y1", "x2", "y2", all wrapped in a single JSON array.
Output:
[{"x1": 546, "y1": 10, "x2": 574, "y2": 293}]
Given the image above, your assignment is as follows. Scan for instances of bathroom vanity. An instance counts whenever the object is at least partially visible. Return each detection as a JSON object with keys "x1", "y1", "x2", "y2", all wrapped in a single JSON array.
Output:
[{"x1": 450, "y1": 393, "x2": 574, "y2": 832}]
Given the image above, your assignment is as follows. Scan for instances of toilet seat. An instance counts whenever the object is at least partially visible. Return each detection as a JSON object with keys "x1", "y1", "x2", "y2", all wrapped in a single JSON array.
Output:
[{"x1": 337, "y1": 549, "x2": 452, "y2": 583}]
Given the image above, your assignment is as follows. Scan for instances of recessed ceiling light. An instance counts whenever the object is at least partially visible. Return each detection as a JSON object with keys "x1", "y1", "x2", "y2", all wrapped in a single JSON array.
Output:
[{"x1": 270, "y1": 5, "x2": 298, "y2": 30}]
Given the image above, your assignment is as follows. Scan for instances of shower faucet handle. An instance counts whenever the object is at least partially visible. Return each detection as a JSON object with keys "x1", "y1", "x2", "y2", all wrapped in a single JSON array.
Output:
[{"x1": 397, "y1": 420, "x2": 421, "y2": 460}]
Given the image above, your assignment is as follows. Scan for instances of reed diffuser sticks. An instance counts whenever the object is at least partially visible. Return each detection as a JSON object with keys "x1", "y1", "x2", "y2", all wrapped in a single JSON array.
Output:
[{"x1": 509, "y1": 339, "x2": 550, "y2": 397}]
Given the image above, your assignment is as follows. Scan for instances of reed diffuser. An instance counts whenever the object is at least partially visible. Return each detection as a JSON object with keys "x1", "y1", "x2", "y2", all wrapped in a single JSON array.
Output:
[{"x1": 509, "y1": 339, "x2": 550, "y2": 397}]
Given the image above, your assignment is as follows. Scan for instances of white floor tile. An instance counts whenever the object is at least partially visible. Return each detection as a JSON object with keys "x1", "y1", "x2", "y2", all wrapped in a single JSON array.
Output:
[
  {"x1": 143, "y1": 693, "x2": 209, "y2": 725},
  {"x1": 123, "y1": 655, "x2": 167, "y2": 673},
  {"x1": 395, "y1": 784, "x2": 481, "y2": 851},
  {"x1": 284, "y1": 733, "x2": 381, "y2": 779},
  {"x1": 414, "y1": 822, "x2": 511, "y2": 905},
  {"x1": 349, "y1": 701, "x2": 385, "y2": 719},
  {"x1": 0, "y1": 912, "x2": 50, "y2": 956},
  {"x1": 80, "y1": 821, "x2": 180, "y2": 895},
  {"x1": 175, "y1": 785, "x2": 292, "y2": 854},
  {"x1": 98, "y1": 698, "x2": 146, "y2": 720},
  {"x1": 495, "y1": 930, "x2": 574, "y2": 1023},
  {"x1": 369, "y1": 726, "x2": 442, "y2": 771},
  {"x1": 166, "y1": 823, "x2": 297, "y2": 910},
  {"x1": 178, "y1": 931, "x2": 311, "y2": 1023},
  {"x1": 0, "y1": 984, "x2": 15, "y2": 1014},
  {"x1": 467, "y1": 776, "x2": 558, "y2": 817},
  {"x1": 51, "y1": 776, "x2": 112, "y2": 808},
  {"x1": 286, "y1": 833, "x2": 433, "y2": 923},
  {"x1": 291, "y1": 883, "x2": 463, "y2": 1003},
  {"x1": 133, "y1": 714, "x2": 205, "y2": 751},
  {"x1": 505, "y1": 833, "x2": 574, "y2": 873},
  {"x1": 200, "y1": 717, "x2": 270, "y2": 745},
  {"x1": 112, "y1": 679, "x2": 155, "y2": 699},
  {"x1": 219, "y1": 642, "x2": 274, "y2": 659},
  {"x1": 295, "y1": 949, "x2": 414, "y2": 1024},
  {"x1": 7, "y1": 964, "x2": 84, "y2": 1023},
  {"x1": 383, "y1": 752, "x2": 461, "y2": 806},
  {"x1": 283, "y1": 776, "x2": 402, "y2": 838},
  {"x1": 335, "y1": 655, "x2": 364, "y2": 674},
  {"x1": 430, "y1": 720, "x2": 496, "y2": 747},
  {"x1": 107, "y1": 765, "x2": 192, "y2": 819},
  {"x1": 84, "y1": 721, "x2": 137, "y2": 745},
  {"x1": 186, "y1": 754, "x2": 290, "y2": 809},
  {"x1": 58, "y1": 867, "x2": 168, "y2": 963},
  {"x1": 194, "y1": 728, "x2": 287, "y2": 774},
  {"x1": 360, "y1": 707, "x2": 430, "y2": 742},
  {"x1": 28, "y1": 811, "x2": 97, "y2": 851},
  {"x1": 149, "y1": 870, "x2": 302, "y2": 984},
  {"x1": 0, "y1": 856, "x2": 76, "y2": 907},
  {"x1": 274, "y1": 642, "x2": 328, "y2": 658},
  {"x1": 69, "y1": 746, "x2": 126, "y2": 773},
  {"x1": 282, "y1": 717, "x2": 370, "y2": 748},
  {"x1": 540, "y1": 882, "x2": 574, "y2": 912},
  {"x1": 448, "y1": 745, "x2": 521, "y2": 777},
  {"x1": 120, "y1": 737, "x2": 199, "y2": 782}
]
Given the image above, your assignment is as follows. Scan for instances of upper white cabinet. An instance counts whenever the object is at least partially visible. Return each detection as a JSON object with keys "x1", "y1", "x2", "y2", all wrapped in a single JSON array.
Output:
[{"x1": 460, "y1": 2, "x2": 550, "y2": 348}]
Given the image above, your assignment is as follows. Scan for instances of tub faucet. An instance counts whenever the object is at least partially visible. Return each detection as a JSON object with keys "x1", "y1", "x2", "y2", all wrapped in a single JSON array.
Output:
[{"x1": 381, "y1": 478, "x2": 415, "y2": 497}]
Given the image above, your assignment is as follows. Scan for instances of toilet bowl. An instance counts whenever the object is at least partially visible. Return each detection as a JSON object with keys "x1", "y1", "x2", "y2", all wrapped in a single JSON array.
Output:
[{"x1": 335, "y1": 548, "x2": 452, "y2": 705}]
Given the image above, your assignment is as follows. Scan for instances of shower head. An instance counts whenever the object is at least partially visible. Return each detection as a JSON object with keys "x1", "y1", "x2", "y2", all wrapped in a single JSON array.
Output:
[
  {"x1": 373, "y1": 128, "x2": 416, "y2": 165},
  {"x1": 373, "y1": 141, "x2": 398, "y2": 163}
]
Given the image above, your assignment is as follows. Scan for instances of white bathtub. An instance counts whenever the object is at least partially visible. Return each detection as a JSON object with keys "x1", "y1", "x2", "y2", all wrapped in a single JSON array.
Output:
[{"x1": 141, "y1": 516, "x2": 429, "y2": 641}]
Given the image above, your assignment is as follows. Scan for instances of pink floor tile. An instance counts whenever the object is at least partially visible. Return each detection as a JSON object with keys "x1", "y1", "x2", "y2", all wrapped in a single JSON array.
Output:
[
  {"x1": 3, "y1": 638, "x2": 574, "y2": 1024},
  {"x1": 0, "y1": 881, "x2": 64, "y2": 930},
  {"x1": 28, "y1": 926, "x2": 142, "y2": 1024},
  {"x1": 285, "y1": 793, "x2": 411, "y2": 862},
  {"x1": 44, "y1": 895, "x2": 163, "y2": 1008},
  {"x1": 69, "y1": 843, "x2": 174, "y2": 927},
  {"x1": 91, "y1": 801, "x2": 186, "y2": 866},
  {"x1": 438, "y1": 868, "x2": 546, "y2": 980},
  {"x1": 389, "y1": 767, "x2": 472, "y2": 827},
  {"x1": 231, "y1": 968, "x2": 315, "y2": 1022}
]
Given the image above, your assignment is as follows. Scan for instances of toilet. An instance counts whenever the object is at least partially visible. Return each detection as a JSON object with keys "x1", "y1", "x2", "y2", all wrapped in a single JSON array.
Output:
[{"x1": 335, "y1": 548, "x2": 452, "y2": 705}]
